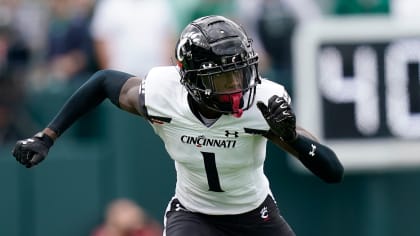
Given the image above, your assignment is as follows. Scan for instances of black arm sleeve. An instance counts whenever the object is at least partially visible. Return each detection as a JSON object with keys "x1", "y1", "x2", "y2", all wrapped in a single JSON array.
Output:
[
  {"x1": 288, "y1": 135, "x2": 344, "y2": 183},
  {"x1": 47, "y1": 69, "x2": 134, "y2": 136}
]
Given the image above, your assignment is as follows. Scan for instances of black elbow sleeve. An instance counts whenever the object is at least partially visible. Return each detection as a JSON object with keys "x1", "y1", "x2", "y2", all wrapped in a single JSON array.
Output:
[
  {"x1": 101, "y1": 70, "x2": 134, "y2": 107},
  {"x1": 289, "y1": 135, "x2": 344, "y2": 183},
  {"x1": 47, "y1": 69, "x2": 133, "y2": 136}
]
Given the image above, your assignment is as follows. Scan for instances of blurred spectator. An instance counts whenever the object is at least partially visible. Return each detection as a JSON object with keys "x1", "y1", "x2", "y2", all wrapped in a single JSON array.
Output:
[
  {"x1": 0, "y1": 24, "x2": 30, "y2": 81},
  {"x1": 234, "y1": 0, "x2": 271, "y2": 76},
  {"x1": 0, "y1": 0, "x2": 46, "y2": 54},
  {"x1": 256, "y1": 0, "x2": 323, "y2": 93},
  {"x1": 90, "y1": 0, "x2": 177, "y2": 77},
  {"x1": 42, "y1": 0, "x2": 97, "y2": 88},
  {"x1": 18, "y1": 0, "x2": 101, "y2": 140},
  {"x1": 91, "y1": 198, "x2": 162, "y2": 236},
  {"x1": 0, "y1": 0, "x2": 35, "y2": 91},
  {"x1": 0, "y1": 21, "x2": 32, "y2": 144}
]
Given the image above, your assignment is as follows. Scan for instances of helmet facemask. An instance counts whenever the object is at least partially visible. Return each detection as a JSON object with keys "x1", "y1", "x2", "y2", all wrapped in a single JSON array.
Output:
[{"x1": 194, "y1": 59, "x2": 258, "y2": 117}]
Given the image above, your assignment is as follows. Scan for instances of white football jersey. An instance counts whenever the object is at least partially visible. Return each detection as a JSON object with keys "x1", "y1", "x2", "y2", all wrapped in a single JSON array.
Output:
[{"x1": 139, "y1": 66, "x2": 290, "y2": 215}]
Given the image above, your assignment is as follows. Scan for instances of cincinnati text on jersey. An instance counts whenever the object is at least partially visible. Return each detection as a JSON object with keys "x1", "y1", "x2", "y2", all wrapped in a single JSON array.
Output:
[{"x1": 180, "y1": 135, "x2": 237, "y2": 148}]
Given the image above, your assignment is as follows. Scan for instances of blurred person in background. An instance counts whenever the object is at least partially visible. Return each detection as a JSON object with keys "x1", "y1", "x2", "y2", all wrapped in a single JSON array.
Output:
[
  {"x1": 0, "y1": 0, "x2": 45, "y2": 56},
  {"x1": 42, "y1": 0, "x2": 97, "y2": 89},
  {"x1": 22, "y1": 0, "x2": 102, "y2": 140},
  {"x1": 12, "y1": 15, "x2": 343, "y2": 235},
  {"x1": 235, "y1": 0, "x2": 271, "y2": 75},
  {"x1": 90, "y1": 0, "x2": 177, "y2": 78},
  {"x1": 91, "y1": 198, "x2": 162, "y2": 236},
  {"x1": 0, "y1": 11, "x2": 33, "y2": 144},
  {"x1": 256, "y1": 0, "x2": 323, "y2": 94}
]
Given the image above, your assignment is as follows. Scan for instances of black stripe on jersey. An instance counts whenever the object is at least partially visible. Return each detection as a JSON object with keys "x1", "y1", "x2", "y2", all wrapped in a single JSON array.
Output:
[
  {"x1": 244, "y1": 128, "x2": 268, "y2": 135},
  {"x1": 148, "y1": 115, "x2": 172, "y2": 124},
  {"x1": 138, "y1": 78, "x2": 148, "y2": 116}
]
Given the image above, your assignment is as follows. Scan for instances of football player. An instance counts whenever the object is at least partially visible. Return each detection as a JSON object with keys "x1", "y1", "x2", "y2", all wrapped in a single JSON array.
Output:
[{"x1": 12, "y1": 15, "x2": 343, "y2": 236}]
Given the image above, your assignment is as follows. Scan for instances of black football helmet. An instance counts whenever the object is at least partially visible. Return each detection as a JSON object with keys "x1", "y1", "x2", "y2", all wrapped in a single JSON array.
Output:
[{"x1": 175, "y1": 15, "x2": 260, "y2": 117}]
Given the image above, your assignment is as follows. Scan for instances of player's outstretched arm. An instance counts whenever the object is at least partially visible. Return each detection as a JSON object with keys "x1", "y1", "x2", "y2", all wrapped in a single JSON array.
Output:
[
  {"x1": 257, "y1": 95, "x2": 344, "y2": 183},
  {"x1": 12, "y1": 69, "x2": 142, "y2": 168}
]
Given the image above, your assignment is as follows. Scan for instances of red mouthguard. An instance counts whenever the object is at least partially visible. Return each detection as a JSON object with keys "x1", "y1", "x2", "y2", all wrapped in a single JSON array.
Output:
[{"x1": 219, "y1": 93, "x2": 243, "y2": 118}]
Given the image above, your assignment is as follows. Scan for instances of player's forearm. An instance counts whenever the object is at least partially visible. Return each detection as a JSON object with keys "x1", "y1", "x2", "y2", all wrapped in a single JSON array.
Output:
[
  {"x1": 46, "y1": 69, "x2": 133, "y2": 137},
  {"x1": 288, "y1": 135, "x2": 344, "y2": 183}
]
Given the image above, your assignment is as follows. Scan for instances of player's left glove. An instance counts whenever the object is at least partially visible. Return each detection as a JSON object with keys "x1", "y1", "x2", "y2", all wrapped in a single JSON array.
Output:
[
  {"x1": 12, "y1": 132, "x2": 54, "y2": 168},
  {"x1": 257, "y1": 95, "x2": 297, "y2": 142}
]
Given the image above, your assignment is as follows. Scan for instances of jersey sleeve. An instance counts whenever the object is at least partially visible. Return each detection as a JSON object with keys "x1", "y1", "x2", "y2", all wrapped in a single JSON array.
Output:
[
  {"x1": 256, "y1": 78, "x2": 291, "y2": 105},
  {"x1": 137, "y1": 66, "x2": 183, "y2": 120}
]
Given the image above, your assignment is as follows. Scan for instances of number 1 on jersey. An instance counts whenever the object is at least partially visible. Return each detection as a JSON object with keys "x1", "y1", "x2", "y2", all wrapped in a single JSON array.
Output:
[{"x1": 201, "y1": 152, "x2": 224, "y2": 192}]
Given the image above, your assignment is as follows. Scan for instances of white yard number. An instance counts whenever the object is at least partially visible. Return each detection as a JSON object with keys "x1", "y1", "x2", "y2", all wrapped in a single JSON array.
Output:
[{"x1": 318, "y1": 39, "x2": 420, "y2": 138}]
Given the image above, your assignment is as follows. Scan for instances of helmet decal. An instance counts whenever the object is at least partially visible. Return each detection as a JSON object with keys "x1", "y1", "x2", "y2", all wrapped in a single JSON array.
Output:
[
  {"x1": 176, "y1": 38, "x2": 188, "y2": 61},
  {"x1": 185, "y1": 31, "x2": 207, "y2": 49}
]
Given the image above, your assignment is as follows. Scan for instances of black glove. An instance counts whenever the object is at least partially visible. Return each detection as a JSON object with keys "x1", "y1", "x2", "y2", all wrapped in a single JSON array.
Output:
[
  {"x1": 12, "y1": 132, "x2": 54, "y2": 168},
  {"x1": 257, "y1": 95, "x2": 297, "y2": 142}
]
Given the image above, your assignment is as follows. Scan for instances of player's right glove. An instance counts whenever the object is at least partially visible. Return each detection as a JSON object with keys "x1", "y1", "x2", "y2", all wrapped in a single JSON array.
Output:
[
  {"x1": 12, "y1": 132, "x2": 54, "y2": 168},
  {"x1": 257, "y1": 95, "x2": 297, "y2": 142}
]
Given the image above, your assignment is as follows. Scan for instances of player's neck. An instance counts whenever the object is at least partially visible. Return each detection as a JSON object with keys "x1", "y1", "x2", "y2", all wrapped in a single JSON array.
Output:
[
  {"x1": 198, "y1": 105, "x2": 222, "y2": 119},
  {"x1": 188, "y1": 95, "x2": 222, "y2": 119}
]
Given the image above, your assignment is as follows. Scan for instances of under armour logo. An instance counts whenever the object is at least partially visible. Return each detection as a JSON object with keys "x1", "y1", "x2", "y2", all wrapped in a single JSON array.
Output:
[
  {"x1": 309, "y1": 144, "x2": 317, "y2": 157},
  {"x1": 175, "y1": 203, "x2": 187, "y2": 212},
  {"x1": 260, "y1": 206, "x2": 269, "y2": 221},
  {"x1": 140, "y1": 79, "x2": 146, "y2": 95},
  {"x1": 225, "y1": 130, "x2": 239, "y2": 138},
  {"x1": 21, "y1": 138, "x2": 35, "y2": 145}
]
